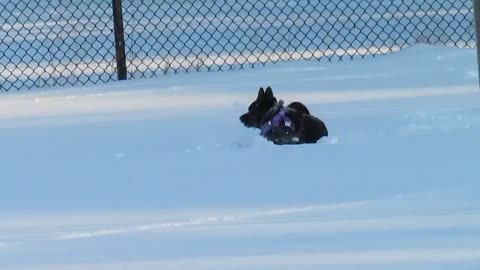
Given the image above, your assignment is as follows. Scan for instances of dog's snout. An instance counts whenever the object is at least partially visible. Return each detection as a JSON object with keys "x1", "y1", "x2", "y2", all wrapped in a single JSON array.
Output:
[
  {"x1": 240, "y1": 113, "x2": 254, "y2": 127},
  {"x1": 240, "y1": 113, "x2": 248, "y2": 123}
]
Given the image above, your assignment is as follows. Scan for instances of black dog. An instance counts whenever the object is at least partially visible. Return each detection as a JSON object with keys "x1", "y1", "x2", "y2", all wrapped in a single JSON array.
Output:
[{"x1": 239, "y1": 86, "x2": 328, "y2": 145}]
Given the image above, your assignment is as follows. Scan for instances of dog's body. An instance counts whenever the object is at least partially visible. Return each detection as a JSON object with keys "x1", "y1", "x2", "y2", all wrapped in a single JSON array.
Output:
[{"x1": 240, "y1": 87, "x2": 328, "y2": 145}]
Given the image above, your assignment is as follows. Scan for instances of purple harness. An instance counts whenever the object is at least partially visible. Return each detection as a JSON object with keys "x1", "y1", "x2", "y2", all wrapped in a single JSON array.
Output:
[{"x1": 260, "y1": 106, "x2": 295, "y2": 137}]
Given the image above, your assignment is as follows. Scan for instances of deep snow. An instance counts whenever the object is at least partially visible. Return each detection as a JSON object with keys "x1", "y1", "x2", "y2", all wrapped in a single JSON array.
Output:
[{"x1": 0, "y1": 44, "x2": 479, "y2": 269}]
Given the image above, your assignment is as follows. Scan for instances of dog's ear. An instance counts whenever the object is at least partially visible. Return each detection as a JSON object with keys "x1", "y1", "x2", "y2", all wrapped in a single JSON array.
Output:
[
  {"x1": 257, "y1": 87, "x2": 265, "y2": 99},
  {"x1": 265, "y1": 86, "x2": 273, "y2": 97}
]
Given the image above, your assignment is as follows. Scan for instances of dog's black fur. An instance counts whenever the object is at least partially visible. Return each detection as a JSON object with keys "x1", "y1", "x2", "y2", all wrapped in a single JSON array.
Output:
[{"x1": 239, "y1": 86, "x2": 328, "y2": 145}]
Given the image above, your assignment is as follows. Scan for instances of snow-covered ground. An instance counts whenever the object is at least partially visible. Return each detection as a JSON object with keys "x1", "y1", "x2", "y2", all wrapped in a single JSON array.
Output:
[{"x1": 1, "y1": 44, "x2": 479, "y2": 269}]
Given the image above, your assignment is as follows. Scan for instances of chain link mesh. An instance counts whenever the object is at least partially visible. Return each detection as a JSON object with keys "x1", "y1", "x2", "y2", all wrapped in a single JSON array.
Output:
[
  {"x1": 123, "y1": 0, "x2": 475, "y2": 79},
  {"x1": 0, "y1": 0, "x2": 476, "y2": 91},
  {"x1": 0, "y1": 0, "x2": 116, "y2": 91}
]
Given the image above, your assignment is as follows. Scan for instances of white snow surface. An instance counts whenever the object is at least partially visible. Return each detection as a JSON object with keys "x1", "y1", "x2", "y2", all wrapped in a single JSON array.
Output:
[{"x1": 0, "y1": 44, "x2": 480, "y2": 269}]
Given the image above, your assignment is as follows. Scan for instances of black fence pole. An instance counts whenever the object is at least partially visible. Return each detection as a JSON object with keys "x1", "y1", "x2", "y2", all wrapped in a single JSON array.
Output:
[
  {"x1": 112, "y1": 0, "x2": 127, "y2": 80},
  {"x1": 474, "y1": 0, "x2": 480, "y2": 88}
]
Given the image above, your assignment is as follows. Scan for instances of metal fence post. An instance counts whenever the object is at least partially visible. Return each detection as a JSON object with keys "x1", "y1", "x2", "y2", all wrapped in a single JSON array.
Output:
[
  {"x1": 112, "y1": 0, "x2": 127, "y2": 80},
  {"x1": 473, "y1": 0, "x2": 480, "y2": 88}
]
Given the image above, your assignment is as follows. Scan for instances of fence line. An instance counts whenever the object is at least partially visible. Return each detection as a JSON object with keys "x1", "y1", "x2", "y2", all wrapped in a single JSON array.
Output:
[{"x1": 0, "y1": 0, "x2": 476, "y2": 92}]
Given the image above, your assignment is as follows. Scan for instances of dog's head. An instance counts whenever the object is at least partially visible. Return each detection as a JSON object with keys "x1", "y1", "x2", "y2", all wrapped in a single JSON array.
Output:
[{"x1": 240, "y1": 86, "x2": 277, "y2": 128}]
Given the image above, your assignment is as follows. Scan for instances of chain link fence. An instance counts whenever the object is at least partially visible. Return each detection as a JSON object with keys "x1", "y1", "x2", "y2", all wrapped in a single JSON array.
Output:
[
  {"x1": 0, "y1": 0, "x2": 116, "y2": 91},
  {"x1": 0, "y1": 0, "x2": 476, "y2": 92}
]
